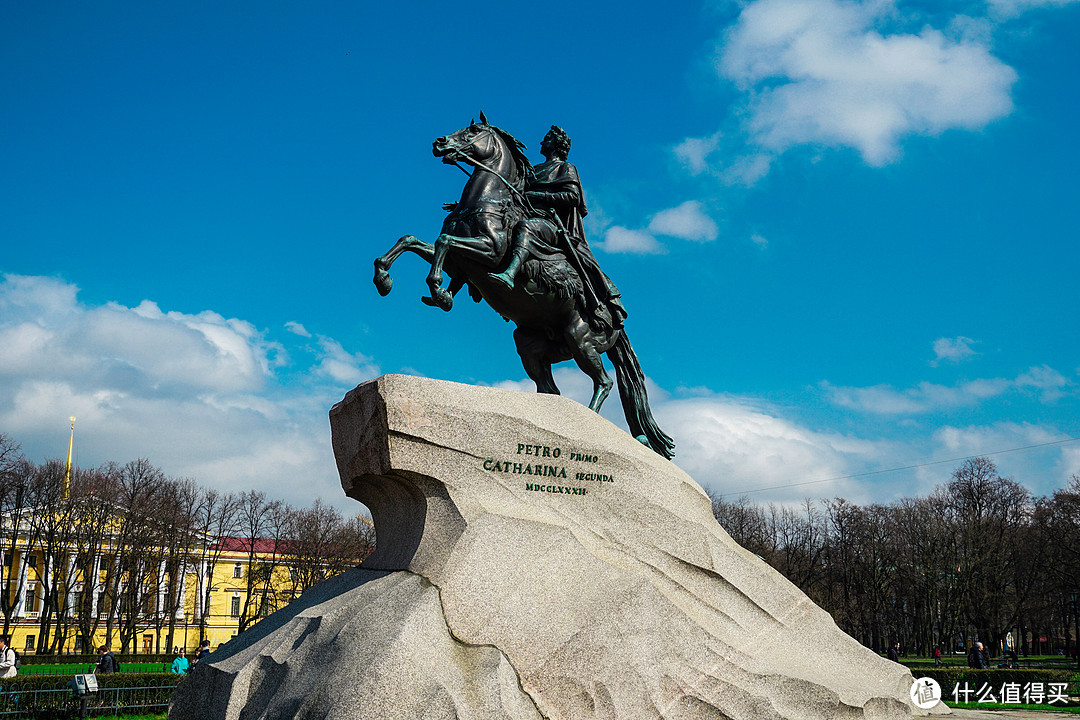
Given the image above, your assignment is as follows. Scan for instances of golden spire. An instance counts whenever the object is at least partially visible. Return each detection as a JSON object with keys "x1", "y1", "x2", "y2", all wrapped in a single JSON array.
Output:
[{"x1": 63, "y1": 416, "x2": 75, "y2": 500}]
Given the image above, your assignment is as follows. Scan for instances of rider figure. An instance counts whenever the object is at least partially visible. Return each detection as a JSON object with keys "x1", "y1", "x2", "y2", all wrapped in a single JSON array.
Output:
[{"x1": 490, "y1": 126, "x2": 626, "y2": 331}]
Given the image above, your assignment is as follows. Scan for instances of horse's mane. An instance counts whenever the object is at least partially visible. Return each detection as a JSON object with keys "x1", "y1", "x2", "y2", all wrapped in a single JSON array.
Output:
[{"x1": 488, "y1": 124, "x2": 531, "y2": 188}]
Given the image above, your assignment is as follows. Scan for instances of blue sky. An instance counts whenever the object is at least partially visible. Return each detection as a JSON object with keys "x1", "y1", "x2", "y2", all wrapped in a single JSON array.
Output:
[{"x1": 2, "y1": 0, "x2": 1078, "y2": 511}]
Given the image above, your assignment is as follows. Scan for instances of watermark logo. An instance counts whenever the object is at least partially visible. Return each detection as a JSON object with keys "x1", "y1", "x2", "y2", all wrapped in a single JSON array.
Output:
[{"x1": 910, "y1": 677, "x2": 942, "y2": 709}]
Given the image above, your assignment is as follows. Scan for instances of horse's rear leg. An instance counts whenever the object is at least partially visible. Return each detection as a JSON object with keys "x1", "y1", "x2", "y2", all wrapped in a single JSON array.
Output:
[
  {"x1": 374, "y1": 235, "x2": 431, "y2": 296},
  {"x1": 566, "y1": 317, "x2": 613, "y2": 412},
  {"x1": 514, "y1": 328, "x2": 560, "y2": 395}
]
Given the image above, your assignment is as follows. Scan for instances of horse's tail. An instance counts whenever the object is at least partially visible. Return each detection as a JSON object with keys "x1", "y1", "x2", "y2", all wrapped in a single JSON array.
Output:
[{"x1": 607, "y1": 330, "x2": 675, "y2": 459}]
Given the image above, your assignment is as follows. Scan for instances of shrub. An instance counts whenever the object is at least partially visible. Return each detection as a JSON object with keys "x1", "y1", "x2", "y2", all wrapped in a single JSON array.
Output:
[{"x1": 18, "y1": 654, "x2": 182, "y2": 666}]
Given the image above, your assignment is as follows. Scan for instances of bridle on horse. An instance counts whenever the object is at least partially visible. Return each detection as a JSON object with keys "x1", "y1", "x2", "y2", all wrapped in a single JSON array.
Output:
[{"x1": 444, "y1": 127, "x2": 538, "y2": 215}]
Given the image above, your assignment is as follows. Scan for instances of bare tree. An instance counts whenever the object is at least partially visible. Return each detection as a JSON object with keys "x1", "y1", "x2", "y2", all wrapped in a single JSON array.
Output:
[
  {"x1": 235, "y1": 491, "x2": 286, "y2": 634},
  {"x1": 0, "y1": 435, "x2": 26, "y2": 636},
  {"x1": 67, "y1": 465, "x2": 121, "y2": 652},
  {"x1": 31, "y1": 460, "x2": 79, "y2": 653},
  {"x1": 192, "y1": 489, "x2": 240, "y2": 640},
  {"x1": 100, "y1": 459, "x2": 165, "y2": 653},
  {"x1": 156, "y1": 477, "x2": 200, "y2": 653},
  {"x1": 942, "y1": 457, "x2": 1032, "y2": 654},
  {"x1": 1, "y1": 458, "x2": 47, "y2": 637}
]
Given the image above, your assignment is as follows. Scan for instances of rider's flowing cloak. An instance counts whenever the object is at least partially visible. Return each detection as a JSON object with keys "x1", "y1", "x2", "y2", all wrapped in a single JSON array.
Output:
[{"x1": 528, "y1": 159, "x2": 627, "y2": 328}]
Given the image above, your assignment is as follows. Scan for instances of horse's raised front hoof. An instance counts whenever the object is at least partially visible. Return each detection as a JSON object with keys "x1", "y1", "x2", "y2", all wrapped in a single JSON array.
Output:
[
  {"x1": 373, "y1": 269, "x2": 393, "y2": 296},
  {"x1": 420, "y1": 288, "x2": 453, "y2": 311}
]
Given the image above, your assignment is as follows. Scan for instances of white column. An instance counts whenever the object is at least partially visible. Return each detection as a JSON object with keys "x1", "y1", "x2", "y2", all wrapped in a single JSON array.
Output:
[
  {"x1": 157, "y1": 560, "x2": 167, "y2": 618},
  {"x1": 90, "y1": 563, "x2": 100, "y2": 618},
  {"x1": 65, "y1": 553, "x2": 77, "y2": 617},
  {"x1": 13, "y1": 551, "x2": 29, "y2": 617},
  {"x1": 196, "y1": 560, "x2": 208, "y2": 619},
  {"x1": 174, "y1": 564, "x2": 187, "y2": 620},
  {"x1": 110, "y1": 553, "x2": 120, "y2": 619}
]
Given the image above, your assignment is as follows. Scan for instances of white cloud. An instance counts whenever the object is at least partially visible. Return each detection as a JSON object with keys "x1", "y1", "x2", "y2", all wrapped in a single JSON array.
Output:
[
  {"x1": 932, "y1": 336, "x2": 977, "y2": 365},
  {"x1": 1016, "y1": 364, "x2": 1070, "y2": 402},
  {"x1": 0, "y1": 274, "x2": 372, "y2": 511},
  {"x1": 824, "y1": 382, "x2": 932, "y2": 414},
  {"x1": 314, "y1": 337, "x2": 379, "y2": 386},
  {"x1": 648, "y1": 201, "x2": 719, "y2": 242},
  {"x1": 0, "y1": 273, "x2": 79, "y2": 317},
  {"x1": 695, "y1": 0, "x2": 1018, "y2": 177},
  {"x1": 988, "y1": 0, "x2": 1080, "y2": 18},
  {"x1": 823, "y1": 378, "x2": 1011, "y2": 414},
  {"x1": 658, "y1": 395, "x2": 882, "y2": 502},
  {"x1": 0, "y1": 280, "x2": 277, "y2": 395},
  {"x1": 599, "y1": 226, "x2": 666, "y2": 255},
  {"x1": 751, "y1": 233, "x2": 769, "y2": 248},
  {"x1": 824, "y1": 364, "x2": 1072, "y2": 414},
  {"x1": 1060, "y1": 444, "x2": 1080, "y2": 483},
  {"x1": 934, "y1": 421, "x2": 1059, "y2": 455},
  {"x1": 598, "y1": 201, "x2": 719, "y2": 255},
  {"x1": 928, "y1": 421, "x2": 1078, "y2": 494},
  {"x1": 285, "y1": 321, "x2": 312, "y2": 337},
  {"x1": 674, "y1": 132, "x2": 723, "y2": 174}
]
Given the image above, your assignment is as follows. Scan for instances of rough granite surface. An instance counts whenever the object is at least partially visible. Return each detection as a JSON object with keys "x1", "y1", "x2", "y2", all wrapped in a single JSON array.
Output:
[{"x1": 169, "y1": 374, "x2": 947, "y2": 720}]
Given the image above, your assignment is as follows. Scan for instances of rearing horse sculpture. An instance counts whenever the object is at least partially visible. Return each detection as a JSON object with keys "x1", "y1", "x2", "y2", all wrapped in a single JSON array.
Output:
[{"x1": 373, "y1": 115, "x2": 675, "y2": 459}]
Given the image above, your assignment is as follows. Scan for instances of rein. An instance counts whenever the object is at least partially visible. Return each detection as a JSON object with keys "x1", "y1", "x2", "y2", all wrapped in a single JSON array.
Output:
[{"x1": 445, "y1": 129, "x2": 537, "y2": 214}]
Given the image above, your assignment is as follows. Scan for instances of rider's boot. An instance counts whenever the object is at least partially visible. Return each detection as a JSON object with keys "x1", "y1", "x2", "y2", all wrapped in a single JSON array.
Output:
[{"x1": 490, "y1": 246, "x2": 528, "y2": 291}]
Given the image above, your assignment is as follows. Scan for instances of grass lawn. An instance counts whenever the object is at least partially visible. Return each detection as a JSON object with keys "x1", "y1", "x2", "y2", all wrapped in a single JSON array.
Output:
[
  {"x1": 945, "y1": 701, "x2": 1080, "y2": 713},
  {"x1": 19, "y1": 662, "x2": 167, "y2": 675},
  {"x1": 900, "y1": 655, "x2": 1080, "y2": 669}
]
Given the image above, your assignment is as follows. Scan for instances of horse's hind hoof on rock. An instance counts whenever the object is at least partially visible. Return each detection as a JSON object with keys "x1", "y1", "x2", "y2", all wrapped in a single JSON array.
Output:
[
  {"x1": 421, "y1": 288, "x2": 453, "y2": 311},
  {"x1": 373, "y1": 269, "x2": 393, "y2": 296}
]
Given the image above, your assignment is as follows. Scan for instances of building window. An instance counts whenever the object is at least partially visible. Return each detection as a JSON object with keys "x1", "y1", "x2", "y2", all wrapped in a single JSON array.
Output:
[
  {"x1": 230, "y1": 595, "x2": 241, "y2": 617},
  {"x1": 26, "y1": 588, "x2": 36, "y2": 611},
  {"x1": 233, "y1": 564, "x2": 242, "y2": 579},
  {"x1": 25, "y1": 635, "x2": 35, "y2": 651},
  {"x1": 289, "y1": 568, "x2": 298, "y2": 583},
  {"x1": 27, "y1": 554, "x2": 38, "y2": 568}
]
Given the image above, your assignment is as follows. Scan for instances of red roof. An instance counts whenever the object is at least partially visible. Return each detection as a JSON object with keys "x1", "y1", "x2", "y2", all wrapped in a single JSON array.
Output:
[{"x1": 210, "y1": 537, "x2": 291, "y2": 554}]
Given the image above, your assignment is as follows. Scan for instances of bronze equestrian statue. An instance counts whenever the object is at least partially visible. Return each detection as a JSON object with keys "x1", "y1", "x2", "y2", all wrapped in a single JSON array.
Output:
[{"x1": 373, "y1": 114, "x2": 675, "y2": 459}]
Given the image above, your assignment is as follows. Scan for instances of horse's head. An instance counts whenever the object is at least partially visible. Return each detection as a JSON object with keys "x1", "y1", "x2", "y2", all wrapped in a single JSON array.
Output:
[
  {"x1": 432, "y1": 113, "x2": 501, "y2": 167},
  {"x1": 432, "y1": 112, "x2": 530, "y2": 186}
]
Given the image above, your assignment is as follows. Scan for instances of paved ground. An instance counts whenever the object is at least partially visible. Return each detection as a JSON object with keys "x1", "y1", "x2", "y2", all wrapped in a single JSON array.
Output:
[{"x1": 948, "y1": 709, "x2": 1077, "y2": 718}]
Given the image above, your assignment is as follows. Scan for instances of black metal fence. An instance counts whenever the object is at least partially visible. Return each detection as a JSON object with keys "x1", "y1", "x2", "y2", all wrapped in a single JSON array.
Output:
[{"x1": 0, "y1": 680, "x2": 175, "y2": 719}]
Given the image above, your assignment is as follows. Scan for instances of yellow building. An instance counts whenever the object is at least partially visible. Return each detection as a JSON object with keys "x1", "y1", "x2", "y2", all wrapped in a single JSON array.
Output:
[{"x1": 1, "y1": 534, "x2": 328, "y2": 655}]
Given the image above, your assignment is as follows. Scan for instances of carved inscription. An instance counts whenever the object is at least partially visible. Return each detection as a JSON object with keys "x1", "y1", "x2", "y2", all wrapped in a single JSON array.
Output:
[
  {"x1": 525, "y1": 484, "x2": 587, "y2": 495},
  {"x1": 482, "y1": 441, "x2": 615, "y2": 496}
]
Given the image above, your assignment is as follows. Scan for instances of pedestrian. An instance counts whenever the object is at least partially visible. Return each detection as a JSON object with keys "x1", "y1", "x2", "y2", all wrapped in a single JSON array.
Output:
[
  {"x1": 94, "y1": 645, "x2": 118, "y2": 674},
  {"x1": 967, "y1": 642, "x2": 989, "y2": 669},
  {"x1": 933, "y1": 646, "x2": 942, "y2": 666},
  {"x1": 170, "y1": 648, "x2": 189, "y2": 675},
  {"x1": 193, "y1": 640, "x2": 211, "y2": 666},
  {"x1": 887, "y1": 642, "x2": 900, "y2": 663},
  {"x1": 0, "y1": 635, "x2": 17, "y2": 679}
]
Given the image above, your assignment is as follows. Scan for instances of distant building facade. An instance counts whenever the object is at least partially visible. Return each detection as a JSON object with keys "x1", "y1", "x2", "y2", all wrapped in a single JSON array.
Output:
[{"x1": 1, "y1": 532, "x2": 356, "y2": 654}]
